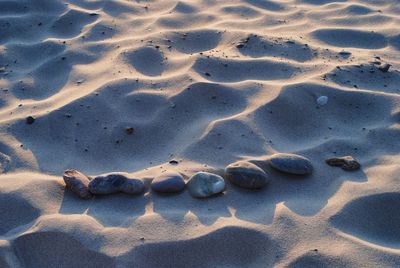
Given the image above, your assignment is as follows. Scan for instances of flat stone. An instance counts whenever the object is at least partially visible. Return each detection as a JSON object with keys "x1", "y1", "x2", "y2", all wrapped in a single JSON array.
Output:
[
  {"x1": 326, "y1": 156, "x2": 360, "y2": 171},
  {"x1": 187, "y1": 172, "x2": 225, "y2": 198},
  {"x1": 269, "y1": 153, "x2": 313, "y2": 175},
  {"x1": 89, "y1": 173, "x2": 144, "y2": 195},
  {"x1": 63, "y1": 169, "x2": 93, "y2": 199},
  {"x1": 120, "y1": 178, "x2": 145, "y2": 194},
  {"x1": 317, "y1": 96, "x2": 328, "y2": 106},
  {"x1": 151, "y1": 171, "x2": 185, "y2": 193},
  {"x1": 225, "y1": 161, "x2": 269, "y2": 189}
]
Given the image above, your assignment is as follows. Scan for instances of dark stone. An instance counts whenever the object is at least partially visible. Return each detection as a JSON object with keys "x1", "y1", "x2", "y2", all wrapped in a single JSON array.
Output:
[
  {"x1": 89, "y1": 173, "x2": 144, "y2": 195},
  {"x1": 126, "y1": 127, "x2": 134, "y2": 134},
  {"x1": 121, "y1": 178, "x2": 145, "y2": 194},
  {"x1": 151, "y1": 171, "x2": 185, "y2": 193},
  {"x1": 225, "y1": 161, "x2": 269, "y2": 189},
  {"x1": 326, "y1": 156, "x2": 360, "y2": 171},
  {"x1": 26, "y1": 116, "x2": 35, "y2": 124},
  {"x1": 269, "y1": 153, "x2": 313, "y2": 175}
]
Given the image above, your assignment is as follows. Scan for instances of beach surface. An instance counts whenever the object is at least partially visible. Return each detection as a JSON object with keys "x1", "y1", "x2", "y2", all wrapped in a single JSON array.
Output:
[{"x1": 1, "y1": 0, "x2": 400, "y2": 267}]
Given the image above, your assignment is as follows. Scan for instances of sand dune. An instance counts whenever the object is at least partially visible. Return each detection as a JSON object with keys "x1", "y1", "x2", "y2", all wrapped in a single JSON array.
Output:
[{"x1": 1, "y1": 0, "x2": 400, "y2": 267}]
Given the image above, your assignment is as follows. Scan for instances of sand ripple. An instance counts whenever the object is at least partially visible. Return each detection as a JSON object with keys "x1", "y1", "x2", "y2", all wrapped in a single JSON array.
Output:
[{"x1": 0, "y1": 0, "x2": 400, "y2": 267}]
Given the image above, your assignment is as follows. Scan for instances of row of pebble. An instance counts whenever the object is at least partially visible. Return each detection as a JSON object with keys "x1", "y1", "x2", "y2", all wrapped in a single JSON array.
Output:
[{"x1": 63, "y1": 153, "x2": 360, "y2": 199}]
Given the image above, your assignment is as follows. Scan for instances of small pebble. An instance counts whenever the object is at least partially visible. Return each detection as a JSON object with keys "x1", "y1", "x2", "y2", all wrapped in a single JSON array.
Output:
[
  {"x1": 326, "y1": 156, "x2": 360, "y2": 171},
  {"x1": 26, "y1": 116, "x2": 35, "y2": 124},
  {"x1": 63, "y1": 169, "x2": 93, "y2": 199},
  {"x1": 89, "y1": 173, "x2": 144, "y2": 195},
  {"x1": 269, "y1": 153, "x2": 313, "y2": 175},
  {"x1": 225, "y1": 161, "x2": 269, "y2": 189},
  {"x1": 187, "y1": 172, "x2": 225, "y2": 198},
  {"x1": 151, "y1": 171, "x2": 185, "y2": 193},
  {"x1": 126, "y1": 127, "x2": 134, "y2": 134},
  {"x1": 317, "y1": 96, "x2": 328, "y2": 106},
  {"x1": 169, "y1": 160, "x2": 179, "y2": 165}
]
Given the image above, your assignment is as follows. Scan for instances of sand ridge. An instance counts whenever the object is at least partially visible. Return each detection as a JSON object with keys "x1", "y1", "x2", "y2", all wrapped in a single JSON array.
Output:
[{"x1": 1, "y1": 0, "x2": 400, "y2": 267}]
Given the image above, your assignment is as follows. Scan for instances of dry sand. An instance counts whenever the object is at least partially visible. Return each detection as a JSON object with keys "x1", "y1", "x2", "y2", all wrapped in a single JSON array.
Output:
[{"x1": 1, "y1": 0, "x2": 400, "y2": 267}]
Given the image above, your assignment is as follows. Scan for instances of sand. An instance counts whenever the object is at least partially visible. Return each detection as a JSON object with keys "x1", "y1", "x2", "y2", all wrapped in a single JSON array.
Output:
[{"x1": 1, "y1": 0, "x2": 400, "y2": 267}]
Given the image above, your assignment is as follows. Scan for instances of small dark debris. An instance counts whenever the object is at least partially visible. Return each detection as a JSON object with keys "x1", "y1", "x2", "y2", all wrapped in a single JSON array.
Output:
[
  {"x1": 26, "y1": 116, "x2": 35, "y2": 124},
  {"x1": 126, "y1": 127, "x2": 134, "y2": 135},
  {"x1": 326, "y1": 156, "x2": 360, "y2": 171},
  {"x1": 169, "y1": 160, "x2": 179, "y2": 165}
]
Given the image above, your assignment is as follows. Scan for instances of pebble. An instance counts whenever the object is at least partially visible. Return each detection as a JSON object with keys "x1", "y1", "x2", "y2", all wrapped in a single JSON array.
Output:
[
  {"x1": 89, "y1": 173, "x2": 144, "y2": 195},
  {"x1": 317, "y1": 96, "x2": 328, "y2": 106},
  {"x1": 187, "y1": 172, "x2": 225, "y2": 198},
  {"x1": 326, "y1": 156, "x2": 360, "y2": 171},
  {"x1": 121, "y1": 179, "x2": 146, "y2": 194},
  {"x1": 169, "y1": 159, "x2": 179, "y2": 165},
  {"x1": 269, "y1": 153, "x2": 313, "y2": 175},
  {"x1": 125, "y1": 127, "x2": 134, "y2": 134},
  {"x1": 225, "y1": 161, "x2": 269, "y2": 189},
  {"x1": 63, "y1": 169, "x2": 93, "y2": 199},
  {"x1": 26, "y1": 116, "x2": 35, "y2": 124},
  {"x1": 151, "y1": 171, "x2": 185, "y2": 193}
]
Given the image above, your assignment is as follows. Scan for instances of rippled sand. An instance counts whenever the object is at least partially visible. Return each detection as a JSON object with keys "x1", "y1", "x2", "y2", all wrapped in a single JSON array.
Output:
[{"x1": 0, "y1": 0, "x2": 400, "y2": 267}]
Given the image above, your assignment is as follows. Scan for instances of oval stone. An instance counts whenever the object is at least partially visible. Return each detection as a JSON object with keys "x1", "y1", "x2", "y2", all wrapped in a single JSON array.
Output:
[
  {"x1": 225, "y1": 161, "x2": 269, "y2": 189},
  {"x1": 187, "y1": 172, "x2": 225, "y2": 198},
  {"x1": 151, "y1": 171, "x2": 185, "y2": 193},
  {"x1": 89, "y1": 174, "x2": 127, "y2": 195},
  {"x1": 120, "y1": 178, "x2": 145, "y2": 194},
  {"x1": 317, "y1": 96, "x2": 328, "y2": 106},
  {"x1": 269, "y1": 153, "x2": 313, "y2": 175},
  {"x1": 63, "y1": 169, "x2": 93, "y2": 199}
]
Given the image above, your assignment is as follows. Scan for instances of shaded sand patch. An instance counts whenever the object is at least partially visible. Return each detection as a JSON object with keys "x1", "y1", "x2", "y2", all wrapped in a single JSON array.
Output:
[
  {"x1": 326, "y1": 64, "x2": 400, "y2": 93},
  {"x1": 330, "y1": 192, "x2": 400, "y2": 248},
  {"x1": 244, "y1": 0, "x2": 284, "y2": 11},
  {"x1": 13, "y1": 232, "x2": 116, "y2": 268},
  {"x1": 166, "y1": 30, "x2": 221, "y2": 53},
  {"x1": 237, "y1": 35, "x2": 315, "y2": 62},
  {"x1": 125, "y1": 47, "x2": 165, "y2": 77},
  {"x1": 0, "y1": 194, "x2": 39, "y2": 235},
  {"x1": 312, "y1": 29, "x2": 387, "y2": 49},
  {"x1": 121, "y1": 226, "x2": 279, "y2": 267},
  {"x1": 192, "y1": 57, "x2": 301, "y2": 82},
  {"x1": 287, "y1": 252, "x2": 352, "y2": 268}
]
